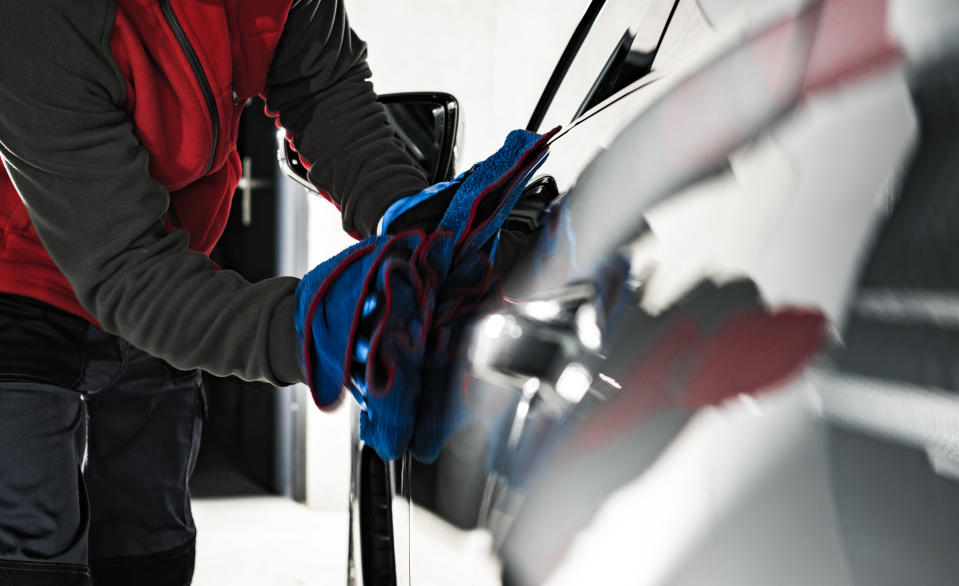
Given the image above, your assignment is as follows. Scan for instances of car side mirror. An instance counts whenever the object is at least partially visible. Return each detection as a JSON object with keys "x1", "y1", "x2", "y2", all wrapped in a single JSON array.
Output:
[{"x1": 277, "y1": 92, "x2": 460, "y2": 194}]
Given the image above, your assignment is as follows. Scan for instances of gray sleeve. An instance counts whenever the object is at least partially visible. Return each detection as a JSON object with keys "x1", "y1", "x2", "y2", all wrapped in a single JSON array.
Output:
[
  {"x1": 265, "y1": 0, "x2": 428, "y2": 237},
  {"x1": 0, "y1": 2, "x2": 304, "y2": 386}
]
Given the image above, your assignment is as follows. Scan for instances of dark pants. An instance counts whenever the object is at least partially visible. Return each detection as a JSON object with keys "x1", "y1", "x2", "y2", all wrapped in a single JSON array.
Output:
[{"x1": 0, "y1": 294, "x2": 203, "y2": 585}]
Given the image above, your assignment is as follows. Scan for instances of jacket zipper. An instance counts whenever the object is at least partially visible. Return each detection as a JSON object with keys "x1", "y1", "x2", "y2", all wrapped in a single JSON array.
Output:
[{"x1": 159, "y1": 0, "x2": 219, "y2": 175}]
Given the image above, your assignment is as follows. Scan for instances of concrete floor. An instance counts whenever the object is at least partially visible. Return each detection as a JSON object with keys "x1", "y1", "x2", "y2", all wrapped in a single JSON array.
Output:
[
  {"x1": 189, "y1": 445, "x2": 349, "y2": 586},
  {"x1": 192, "y1": 496, "x2": 348, "y2": 586}
]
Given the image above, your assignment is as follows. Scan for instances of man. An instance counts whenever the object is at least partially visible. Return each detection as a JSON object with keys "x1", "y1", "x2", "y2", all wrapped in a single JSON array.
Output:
[{"x1": 0, "y1": 0, "x2": 431, "y2": 583}]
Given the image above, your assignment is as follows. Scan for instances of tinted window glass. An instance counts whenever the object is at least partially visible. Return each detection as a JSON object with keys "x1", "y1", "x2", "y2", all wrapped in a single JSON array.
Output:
[
  {"x1": 532, "y1": 0, "x2": 677, "y2": 132},
  {"x1": 575, "y1": 0, "x2": 678, "y2": 116}
]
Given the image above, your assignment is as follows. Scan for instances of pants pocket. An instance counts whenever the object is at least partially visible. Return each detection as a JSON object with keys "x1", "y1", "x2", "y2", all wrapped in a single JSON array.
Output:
[
  {"x1": 0, "y1": 558, "x2": 92, "y2": 585},
  {"x1": 0, "y1": 293, "x2": 87, "y2": 388}
]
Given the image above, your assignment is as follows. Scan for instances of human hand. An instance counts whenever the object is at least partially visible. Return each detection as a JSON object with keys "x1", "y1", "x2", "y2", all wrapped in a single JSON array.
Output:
[{"x1": 295, "y1": 128, "x2": 557, "y2": 461}]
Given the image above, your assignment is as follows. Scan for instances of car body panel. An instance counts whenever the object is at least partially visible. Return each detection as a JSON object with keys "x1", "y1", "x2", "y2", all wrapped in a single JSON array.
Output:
[{"x1": 348, "y1": 0, "x2": 959, "y2": 584}]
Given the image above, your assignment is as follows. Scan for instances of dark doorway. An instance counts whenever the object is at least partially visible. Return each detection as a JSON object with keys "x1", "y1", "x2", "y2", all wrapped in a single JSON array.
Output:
[{"x1": 190, "y1": 99, "x2": 303, "y2": 500}]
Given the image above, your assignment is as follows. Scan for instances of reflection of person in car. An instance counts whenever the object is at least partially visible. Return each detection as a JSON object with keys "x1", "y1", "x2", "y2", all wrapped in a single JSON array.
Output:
[{"x1": 0, "y1": 1, "x2": 475, "y2": 583}]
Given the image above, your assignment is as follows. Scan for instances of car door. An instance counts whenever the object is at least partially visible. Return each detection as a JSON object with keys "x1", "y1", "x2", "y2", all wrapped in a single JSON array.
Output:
[
  {"x1": 399, "y1": 0, "x2": 959, "y2": 584},
  {"x1": 396, "y1": 1, "x2": 713, "y2": 584},
  {"x1": 462, "y1": 0, "x2": 958, "y2": 584}
]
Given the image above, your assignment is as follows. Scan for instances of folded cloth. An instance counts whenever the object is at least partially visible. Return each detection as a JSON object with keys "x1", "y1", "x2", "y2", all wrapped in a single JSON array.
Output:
[
  {"x1": 409, "y1": 128, "x2": 557, "y2": 462},
  {"x1": 409, "y1": 251, "x2": 501, "y2": 463},
  {"x1": 295, "y1": 232, "x2": 433, "y2": 460},
  {"x1": 295, "y1": 127, "x2": 557, "y2": 461},
  {"x1": 378, "y1": 169, "x2": 471, "y2": 235}
]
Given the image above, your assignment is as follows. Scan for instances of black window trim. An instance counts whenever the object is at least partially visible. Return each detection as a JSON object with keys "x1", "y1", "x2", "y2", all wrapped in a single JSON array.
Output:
[
  {"x1": 526, "y1": 0, "x2": 608, "y2": 132},
  {"x1": 527, "y1": 0, "x2": 680, "y2": 133},
  {"x1": 572, "y1": 0, "x2": 680, "y2": 120}
]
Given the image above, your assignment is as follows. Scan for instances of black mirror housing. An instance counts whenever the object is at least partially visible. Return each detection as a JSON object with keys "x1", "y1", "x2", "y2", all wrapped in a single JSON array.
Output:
[{"x1": 277, "y1": 92, "x2": 460, "y2": 195}]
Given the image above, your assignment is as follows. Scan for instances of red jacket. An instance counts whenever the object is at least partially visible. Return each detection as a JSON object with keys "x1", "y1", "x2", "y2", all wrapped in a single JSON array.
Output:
[
  {"x1": 0, "y1": 0, "x2": 291, "y2": 322},
  {"x1": 0, "y1": 0, "x2": 425, "y2": 384}
]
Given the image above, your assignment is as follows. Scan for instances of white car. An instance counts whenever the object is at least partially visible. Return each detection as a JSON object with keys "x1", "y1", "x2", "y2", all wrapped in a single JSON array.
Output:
[{"x1": 289, "y1": 0, "x2": 959, "y2": 583}]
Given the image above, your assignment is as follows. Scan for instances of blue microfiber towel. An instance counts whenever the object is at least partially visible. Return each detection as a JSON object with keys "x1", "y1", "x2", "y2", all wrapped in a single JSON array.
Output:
[
  {"x1": 295, "y1": 233, "x2": 426, "y2": 406},
  {"x1": 296, "y1": 231, "x2": 433, "y2": 460},
  {"x1": 295, "y1": 236, "x2": 390, "y2": 409},
  {"x1": 408, "y1": 128, "x2": 557, "y2": 462},
  {"x1": 295, "y1": 127, "x2": 556, "y2": 462},
  {"x1": 408, "y1": 251, "x2": 501, "y2": 462},
  {"x1": 439, "y1": 129, "x2": 556, "y2": 261},
  {"x1": 378, "y1": 168, "x2": 471, "y2": 235}
]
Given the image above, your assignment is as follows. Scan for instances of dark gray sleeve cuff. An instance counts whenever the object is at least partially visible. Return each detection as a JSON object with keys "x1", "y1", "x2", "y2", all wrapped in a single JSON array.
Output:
[{"x1": 269, "y1": 289, "x2": 307, "y2": 386}]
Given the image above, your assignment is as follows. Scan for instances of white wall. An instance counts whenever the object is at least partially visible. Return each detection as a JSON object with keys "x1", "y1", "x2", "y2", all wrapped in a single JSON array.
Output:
[
  {"x1": 347, "y1": 0, "x2": 589, "y2": 166},
  {"x1": 302, "y1": 0, "x2": 590, "y2": 511},
  {"x1": 302, "y1": 195, "x2": 355, "y2": 511}
]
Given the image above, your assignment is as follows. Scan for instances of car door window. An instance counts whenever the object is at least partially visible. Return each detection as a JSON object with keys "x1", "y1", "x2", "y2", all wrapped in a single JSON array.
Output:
[
  {"x1": 651, "y1": 0, "x2": 720, "y2": 72},
  {"x1": 531, "y1": 0, "x2": 719, "y2": 204},
  {"x1": 529, "y1": 0, "x2": 679, "y2": 133}
]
